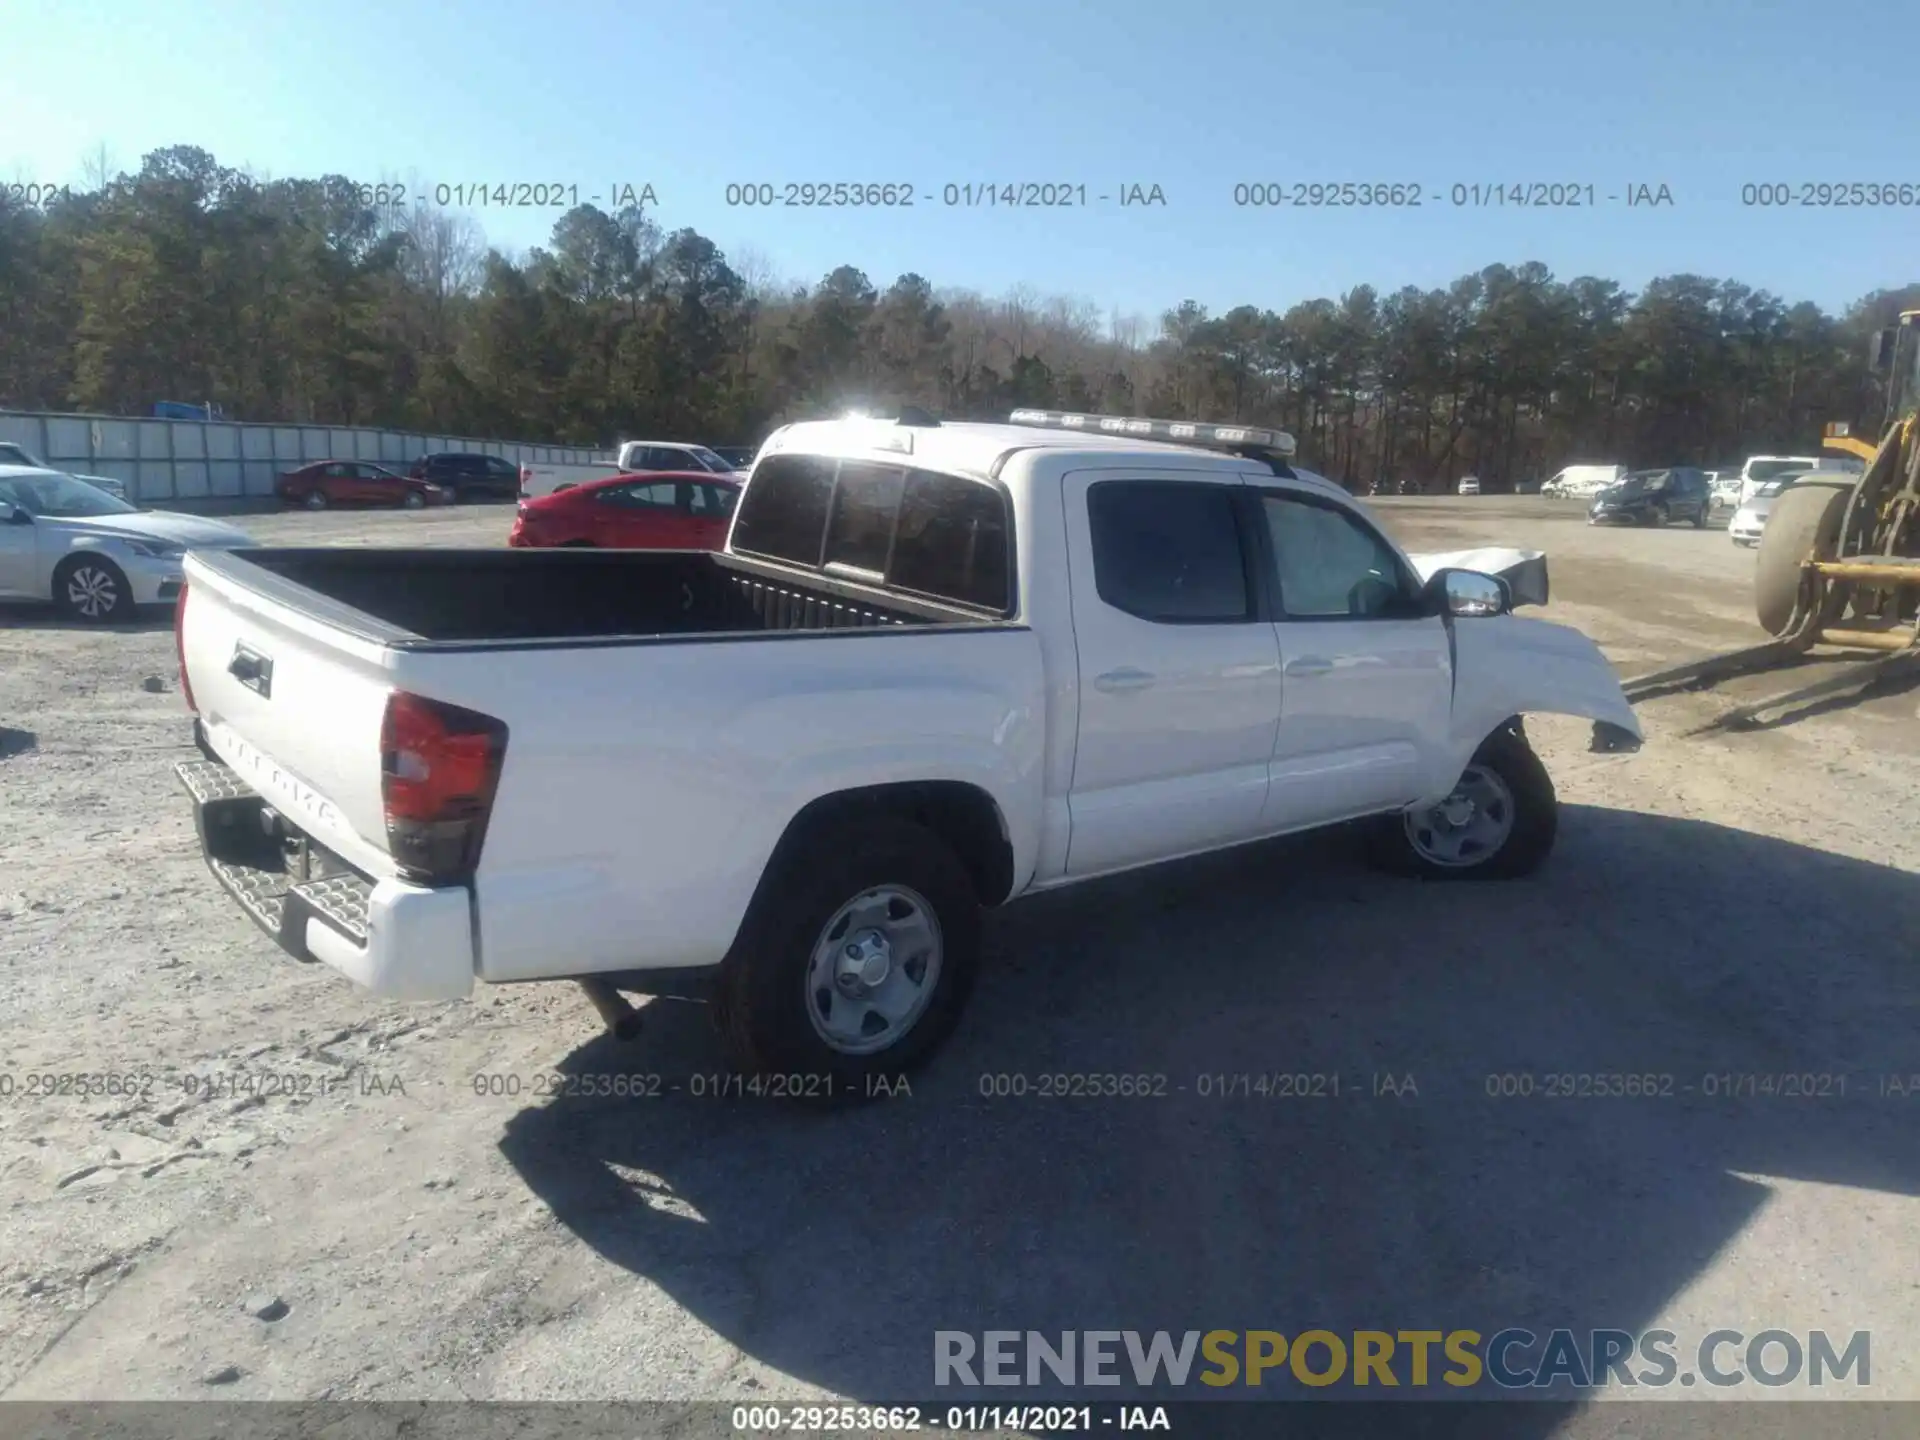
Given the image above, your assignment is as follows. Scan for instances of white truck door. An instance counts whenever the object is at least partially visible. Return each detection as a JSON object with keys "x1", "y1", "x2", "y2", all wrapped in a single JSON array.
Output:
[
  {"x1": 1252, "y1": 483, "x2": 1454, "y2": 829},
  {"x1": 1059, "y1": 469, "x2": 1281, "y2": 877}
]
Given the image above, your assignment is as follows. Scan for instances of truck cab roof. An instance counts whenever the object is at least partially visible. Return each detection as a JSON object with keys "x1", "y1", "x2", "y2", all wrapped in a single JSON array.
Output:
[{"x1": 759, "y1": 412, "x2": 1343, "y2": 503}]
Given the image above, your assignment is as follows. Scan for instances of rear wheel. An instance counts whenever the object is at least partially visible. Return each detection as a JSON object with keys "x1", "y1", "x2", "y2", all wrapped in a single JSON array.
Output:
[
  {"x1": 1366, "y1": 724, "x2": 1557, "y2": 881},
  {"x1": 1691, "y1": 502, "x2": 1708, "y2": 529},
  {"x1": 303, "y1": 490, "x2": 328, "y2": 510},
  {"x1": 713, "y1": 816, "x2": 980, "y2": 1094},
  {"x1": 1753, "y1": 479, "x2": 1853, "y2": 637},
  {"x1": 54, "y1": 555, "x2": 135, "y2": 624}
]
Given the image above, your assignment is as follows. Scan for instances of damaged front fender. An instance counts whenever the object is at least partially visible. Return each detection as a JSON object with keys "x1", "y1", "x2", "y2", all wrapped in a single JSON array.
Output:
[{"x1": 1422, "y1": 614, "x2": 1643, "y2": 805}]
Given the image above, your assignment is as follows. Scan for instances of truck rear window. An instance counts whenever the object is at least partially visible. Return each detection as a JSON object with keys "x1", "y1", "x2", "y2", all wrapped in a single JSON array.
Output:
[
  {"x1": 731, "y1": 454, "x2": 836, "y2": 564},
  {"x1": 732, "y1": 453, "x2": 1012, "y2": 613}
]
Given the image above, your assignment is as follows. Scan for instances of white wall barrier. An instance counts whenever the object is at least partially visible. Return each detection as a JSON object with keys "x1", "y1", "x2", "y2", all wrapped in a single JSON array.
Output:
[{"x1": 0, "y1": 409, "x2": 605, "y2": 503}]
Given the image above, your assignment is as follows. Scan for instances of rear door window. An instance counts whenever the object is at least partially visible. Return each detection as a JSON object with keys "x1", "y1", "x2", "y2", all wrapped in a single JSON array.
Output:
[
  {"x1": 598, "y1": 480, "x2": 680, "y2": 509},
  {"x1": 1086, "y1": 481, "x2": 1251, "y2": 622}
]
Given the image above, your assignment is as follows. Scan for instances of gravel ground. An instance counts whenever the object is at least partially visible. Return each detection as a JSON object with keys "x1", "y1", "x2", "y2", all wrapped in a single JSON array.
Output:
[{"x1": 1, "y1": 496, "x2": 1917, "y2": 1423}]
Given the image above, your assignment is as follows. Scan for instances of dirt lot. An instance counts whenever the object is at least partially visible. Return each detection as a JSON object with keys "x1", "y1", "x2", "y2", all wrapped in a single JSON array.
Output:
[{"x1": 2, "y1": 496, "x2": 1917, "y2": 1421}]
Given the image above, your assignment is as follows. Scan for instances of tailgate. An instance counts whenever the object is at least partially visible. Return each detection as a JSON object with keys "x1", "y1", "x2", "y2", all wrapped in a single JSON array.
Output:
[{"x1": 181, "y1": 554, "x2": 399, "y2": 879}]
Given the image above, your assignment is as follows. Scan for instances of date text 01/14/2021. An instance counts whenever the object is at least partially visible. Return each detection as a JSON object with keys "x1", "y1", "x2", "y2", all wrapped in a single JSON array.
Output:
[
  {"x1": 721, "y1": 182, "x2": 1168, "y2": 208},
  {"x1": 729, "y1": 1404, "x2": 1171, "y2": 1433},
  {"x1": 339, "y1": 182, "x2": 659, "y2": 209},
  {"x1": 973, "y1": 1073, "x2": 1420, "y2": 1099},
  {"x1": 467, "y1": 1070, "x2": 913, "y2": 1100},
  {"x1": 1230, "y1": 182, "x2": 1675, "y2": 208}
]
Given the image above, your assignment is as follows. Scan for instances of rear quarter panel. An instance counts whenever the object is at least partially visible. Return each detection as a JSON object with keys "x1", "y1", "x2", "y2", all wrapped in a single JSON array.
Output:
[{"x1": 391, "y1": 626, "x2": 1048, "y2": 981}]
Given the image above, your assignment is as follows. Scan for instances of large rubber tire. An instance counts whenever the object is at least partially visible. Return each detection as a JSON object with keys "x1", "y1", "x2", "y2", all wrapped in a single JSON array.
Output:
[
  {"x1": 1365, "y1": 724, "x2": 1558, "y2": 881},
  {"x1": 54, "y1": 555, "x2": 135, "y2": 624},
  {"x1": 714, "y1": 816, "x2": 980, "y2": 1095},
  {"x1": 1691, "y1": 502, "x2": 1708, "y2": 529},
  {"x1": 1753, "y1": 479, "x2": 1853, "y2": 637}
]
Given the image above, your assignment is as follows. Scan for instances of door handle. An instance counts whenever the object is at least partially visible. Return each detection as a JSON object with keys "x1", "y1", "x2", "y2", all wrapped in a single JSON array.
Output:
[
  {"x1": 1093, "y1": 667, "x2": 1155, "y2": 693},
  {"x1": 1284, "y1": 656, "x2": 1334, "y2": 678},
  {"x1": 228, "y1": 644, "x2": 274, "y2": 697}
]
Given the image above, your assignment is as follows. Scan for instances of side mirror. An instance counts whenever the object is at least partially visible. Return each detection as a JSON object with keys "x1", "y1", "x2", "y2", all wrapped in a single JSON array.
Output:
[
  {"x1": 1427, "y1": 567, "x2": 1511, "y2": 618},
  {"x1": 0, "y1": 502, "x2": 29, "y2": 526}
]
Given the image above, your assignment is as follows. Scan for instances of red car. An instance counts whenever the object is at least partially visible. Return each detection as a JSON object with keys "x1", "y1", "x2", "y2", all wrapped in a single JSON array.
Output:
[
  {"x1": 508, "y1": 471, "x2": 741, "y2": 550},
  {"x1": 276, "y1": 461, "x2": 454, "y2": 510}
]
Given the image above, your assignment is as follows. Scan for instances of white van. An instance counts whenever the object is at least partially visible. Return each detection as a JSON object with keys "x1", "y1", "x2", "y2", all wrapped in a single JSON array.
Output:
[{"x1": 1542, "y1": 464, "x2": 1626, "y2": 499}]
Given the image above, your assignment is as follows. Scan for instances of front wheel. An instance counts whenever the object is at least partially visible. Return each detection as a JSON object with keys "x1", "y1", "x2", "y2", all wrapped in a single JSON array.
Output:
[
  {"x1": 1366, "y1": 725, "x2": 1558, "y2": 880},
  {"x1": 1691, "y1": 504, "x2": 1708, "y2": 529},
  {"x1": 55, "y1": 555, "x2": 135, "y2": 624},
  {"x1": 303, "y1": 490, "x2": 328, "y2": 510},
  {"x1": 402, "y1": 490, "x2": 426, "y2": 509},
  {"x1": 714, "y1": 816, "x2": 980, "y2": 1094}
]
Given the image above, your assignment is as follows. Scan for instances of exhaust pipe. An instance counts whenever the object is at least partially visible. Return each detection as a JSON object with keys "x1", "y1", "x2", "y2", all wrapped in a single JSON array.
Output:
[{"x1": 578, "y1": 978, "x2": 643, "y2": 1040}]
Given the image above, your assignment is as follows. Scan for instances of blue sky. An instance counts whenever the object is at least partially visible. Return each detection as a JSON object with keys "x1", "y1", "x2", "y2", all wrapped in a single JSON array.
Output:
[{"x1": 7, "y1": 0, "x2": 1917, "y2": 326}]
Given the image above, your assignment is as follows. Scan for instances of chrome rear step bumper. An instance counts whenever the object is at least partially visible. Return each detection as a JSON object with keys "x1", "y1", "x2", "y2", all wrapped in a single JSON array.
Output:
[{"x1": 176, "y1": 758, "x2": 374, "y2": 960}]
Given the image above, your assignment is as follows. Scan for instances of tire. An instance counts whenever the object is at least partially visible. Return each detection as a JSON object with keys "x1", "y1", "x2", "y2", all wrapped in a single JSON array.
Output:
[
  {"x1": 1691, "y1": 503, "x2": 1708, "y2": 529},
  {"x1": 55, "y1": 555, "x2": 135, "y2": 624},
  {"x1": 1365, "y1": 724, "x2": 1557, "y2": 881},
  {"x1": 402, "y1": 490, "x2": 425, "y2": 509},
  {"x1": 714, "y1": 816, "x2": 981, "y2": 1093},
  {"x1": 303, "y1": 490, "x2": 328, "y2": 510},
  {"x1": 1753, "y1": 479, "x2": 1853, "y2": 637}
]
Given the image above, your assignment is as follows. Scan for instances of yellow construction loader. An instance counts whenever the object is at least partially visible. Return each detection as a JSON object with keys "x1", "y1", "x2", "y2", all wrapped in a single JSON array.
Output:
[{"x1": 1623, "y1": 309, "x2": 1920, "y2": 725}]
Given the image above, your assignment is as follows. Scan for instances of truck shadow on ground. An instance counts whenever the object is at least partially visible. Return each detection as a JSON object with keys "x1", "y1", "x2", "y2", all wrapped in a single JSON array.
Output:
[{"x1": 498, "y1": 806, "x2": 1920, "y2": 1425}]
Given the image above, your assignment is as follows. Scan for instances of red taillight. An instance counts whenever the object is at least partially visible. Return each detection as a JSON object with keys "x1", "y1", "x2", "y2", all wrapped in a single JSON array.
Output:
[
  {"x1": 175, "y1": 584, "x2": 197, "y2": 713},
  {"x1": 379, "y1": 691, "x2": 508, "y2": 884}
]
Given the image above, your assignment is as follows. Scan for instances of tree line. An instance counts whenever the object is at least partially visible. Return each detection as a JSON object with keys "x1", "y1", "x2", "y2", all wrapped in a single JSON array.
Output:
[{"x1": 3, "y1": 145, "x2": 1916, "y2": 492}]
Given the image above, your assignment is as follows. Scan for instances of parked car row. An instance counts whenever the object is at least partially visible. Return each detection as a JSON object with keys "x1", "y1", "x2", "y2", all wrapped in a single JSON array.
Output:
[{"x1": 270, "y1": 442, "x2": 764, "y2": 510}]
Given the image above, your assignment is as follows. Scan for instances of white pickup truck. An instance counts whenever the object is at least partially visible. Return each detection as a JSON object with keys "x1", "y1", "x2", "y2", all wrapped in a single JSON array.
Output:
[{"x1": 172, "y1": 410, "x2": 1641, "y2": 1087}]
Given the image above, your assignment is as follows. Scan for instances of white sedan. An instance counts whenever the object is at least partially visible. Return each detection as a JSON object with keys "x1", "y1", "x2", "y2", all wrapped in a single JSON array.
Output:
[{"x1": 0, "y1": 466, "x2": 256, "y2": 622}]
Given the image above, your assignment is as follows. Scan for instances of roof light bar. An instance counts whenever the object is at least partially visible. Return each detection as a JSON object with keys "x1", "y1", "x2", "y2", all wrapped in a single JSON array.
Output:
[{"x1": 1008, "y1": 409, "x2": 1297, "y2": 458}]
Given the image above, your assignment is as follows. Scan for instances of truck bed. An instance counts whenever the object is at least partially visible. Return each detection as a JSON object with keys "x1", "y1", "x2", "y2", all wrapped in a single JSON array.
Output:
[{"x1": 193, "y1": 547, "x2": 995, "y2": 647}]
